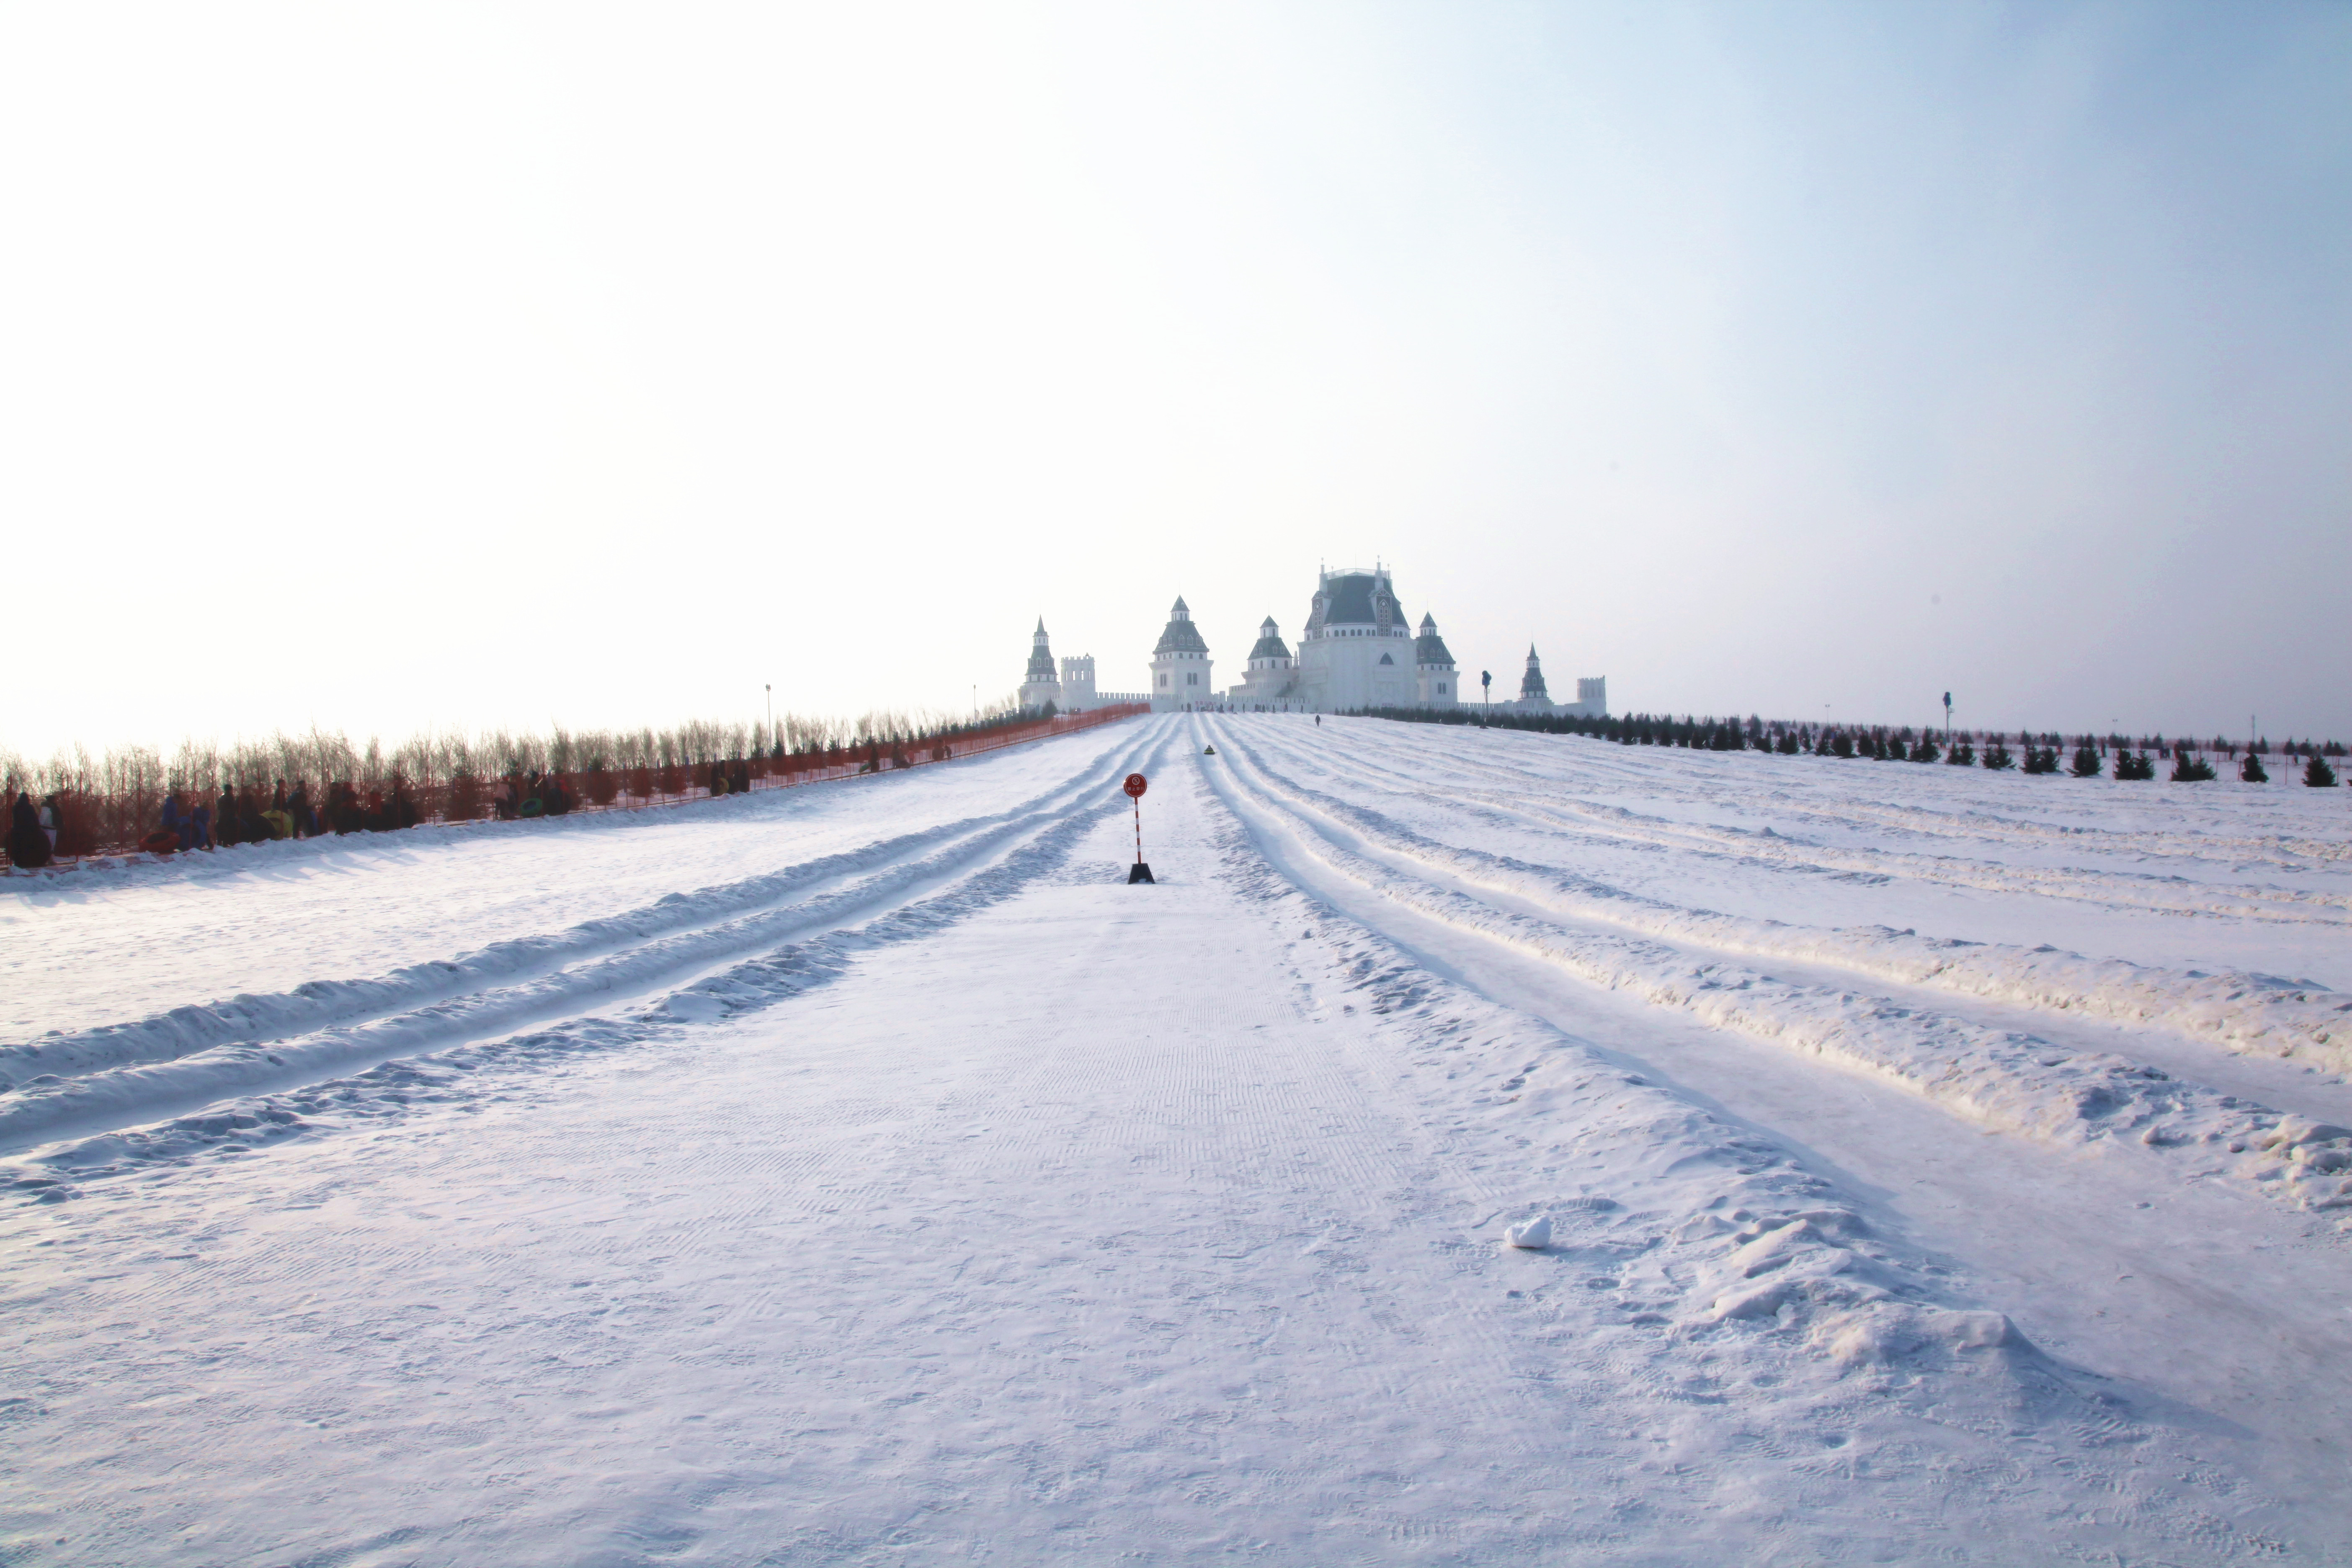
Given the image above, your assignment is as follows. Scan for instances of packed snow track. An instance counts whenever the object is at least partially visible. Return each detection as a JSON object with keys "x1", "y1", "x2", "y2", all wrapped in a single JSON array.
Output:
[{"x1": 4, "y1": 713, "x2": 2350, "y2": 1565}]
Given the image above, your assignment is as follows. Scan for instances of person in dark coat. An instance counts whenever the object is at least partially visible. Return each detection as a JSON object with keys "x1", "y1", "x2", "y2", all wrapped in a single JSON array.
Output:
[
  {"x1": 217, "y1": 784, "x2": 242, "y2": 846},
  {"x1": 289, "y1": 780, "x2": 316, "y2": 838},
  {"x1": 161, "y1": 790, "x2": 187, "y2": 843},
  {"x1": 7, "y1": 791, "x2": 51, "y2": 869},
  {"x1": 188, "y1": 798, "x2": 212, "y2": 851}
]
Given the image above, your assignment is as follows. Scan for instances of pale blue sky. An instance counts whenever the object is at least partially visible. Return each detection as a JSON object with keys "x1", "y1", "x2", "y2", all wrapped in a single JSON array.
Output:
[{"x1": 3, "y1": 2, "x2": 2345, "y2": 755}]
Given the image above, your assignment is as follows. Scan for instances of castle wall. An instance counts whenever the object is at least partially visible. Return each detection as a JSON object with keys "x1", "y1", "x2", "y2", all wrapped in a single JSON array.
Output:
[{"x1": 1297, "y1": 627, "x2": 1414, "y2": 710}]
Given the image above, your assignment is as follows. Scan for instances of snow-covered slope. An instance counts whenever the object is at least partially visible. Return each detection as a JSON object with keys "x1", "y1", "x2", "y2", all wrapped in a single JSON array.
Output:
[{"x1": 3, "y1": 714, "x2": 2348, "y2": 1564}]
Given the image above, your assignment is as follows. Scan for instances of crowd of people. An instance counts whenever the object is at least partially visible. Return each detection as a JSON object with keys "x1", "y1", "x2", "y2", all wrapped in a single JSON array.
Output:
[
  {"x1": 488, "y1": 771, "x2": 575, "y2": 820},
  {"x1": 144, "y1": 779, "x2": 338, "y2": 853},
  {"x1": 2, "y1": 777, "x2": 438, "y2": 864}
]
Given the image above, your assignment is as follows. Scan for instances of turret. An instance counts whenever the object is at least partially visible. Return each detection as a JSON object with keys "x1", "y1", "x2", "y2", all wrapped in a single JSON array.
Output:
[
  {"x1": 1415, "y1": 613, "x2": 1459, "y2": 707},
  {"x1": 1518, "y1": 644, "x2": 1551, "y2": 709},
  {"x1": 1019, "y1": 618, "x2": 1062, "y2": 712},
  {"x1": 1150, "y1": 596, "x2": 1214, "y2": 711}
]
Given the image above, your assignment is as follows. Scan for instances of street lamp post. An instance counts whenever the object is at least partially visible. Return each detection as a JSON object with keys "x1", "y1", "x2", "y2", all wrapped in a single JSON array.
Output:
[{"x1": 1480, "y1": 670, "x2": 1491, "y2": 726}]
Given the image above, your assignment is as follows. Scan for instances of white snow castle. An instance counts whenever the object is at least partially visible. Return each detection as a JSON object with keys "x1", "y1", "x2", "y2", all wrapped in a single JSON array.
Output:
[
  {"x1": 1015, "y1": 619, "x2": 1148, "y2": 714},
  {"x1": 1016, "y1": 564, "x2": 1604, "y2": 717}
]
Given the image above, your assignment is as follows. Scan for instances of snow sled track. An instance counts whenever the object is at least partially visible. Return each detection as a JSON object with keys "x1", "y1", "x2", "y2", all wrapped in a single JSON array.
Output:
[
  {"x1": 1222, "y1": 723, "x2": 2352, "y2": 1106},
  {"x1": 1201, "y1": 715, "x2": 2352, "y2": 1212},
  {"x1": 1196, "y1": 714, "x2": 2352, "y2": 1553},
  {"x1": 1175, "y1": 720, "x2": 2345, "y2": 1562},
  {"x1": 1251, "y1": 717, "x2": 2352, "y2": 926},
  {"x1": 1, "y1": 723, "x2": 1170, "y2": 1165},
  {"x1": 6, "y1": 713, "x2": 2350, "y2": 1565}
]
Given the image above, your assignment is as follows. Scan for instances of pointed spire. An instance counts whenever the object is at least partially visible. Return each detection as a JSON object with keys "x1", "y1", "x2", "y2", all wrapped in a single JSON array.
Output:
[{"x1": 1154, "y1": 596, "x2": 1210, "y2": 656}]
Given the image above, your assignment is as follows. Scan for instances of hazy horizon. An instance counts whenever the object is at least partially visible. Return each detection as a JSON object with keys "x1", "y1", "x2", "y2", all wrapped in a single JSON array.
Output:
[{"x1": 5, "y1": 1, "x2": 2347, "y2": 760}]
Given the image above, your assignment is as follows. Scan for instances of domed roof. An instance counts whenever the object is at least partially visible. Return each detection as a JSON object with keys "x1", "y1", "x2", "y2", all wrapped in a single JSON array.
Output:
[
  {"x1": 1153, "y1": 596, "x2": 1209, "y2": 655},
  {"x1": 1247, "y1": 616, "x2": 1291, "y2": 662}
]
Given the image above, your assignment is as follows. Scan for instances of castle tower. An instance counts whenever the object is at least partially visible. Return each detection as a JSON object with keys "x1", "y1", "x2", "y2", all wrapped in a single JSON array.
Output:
[
  {"x1": 1230, "y1": 616, "x2": 1298, "y2": 708},
  {"x1": 1414, "y1": 613, "x2": 1459, "y2": 708},
  {"x1": 1297, "y1": 565, "x2": 1412, "y2": 711},
  {"x1": 1517, "y1": 644, "x2": 1552, "y2": 711},
  {"x1": 1020, "y1": 618, "x2": 1062, "y2": 712},
  {"x1": 1246, "y1": 617, "x2": 1295, "y2": 682},
  {"x1": 1059, "y1": 653, "x2": 1098, "y2": 710},
  {"x1": 1150, "y1": 596, "x2": 1213, "y2": 712}
]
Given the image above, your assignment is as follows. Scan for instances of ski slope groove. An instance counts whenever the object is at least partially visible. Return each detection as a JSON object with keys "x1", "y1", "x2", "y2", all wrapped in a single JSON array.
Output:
[{"x1": 3, "y1": 712, "x2": 2349, "y2": 1565}]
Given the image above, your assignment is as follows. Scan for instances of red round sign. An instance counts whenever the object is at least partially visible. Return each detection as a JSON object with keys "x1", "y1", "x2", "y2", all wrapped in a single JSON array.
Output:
[{"x1": 1123, "y1": 772, "x2": 1148, "y2": 799}]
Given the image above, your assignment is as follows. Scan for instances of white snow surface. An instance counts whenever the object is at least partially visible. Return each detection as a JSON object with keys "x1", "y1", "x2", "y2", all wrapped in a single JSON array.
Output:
[{"x1": 4, "y1": 714, "x2": 2351, "y2": 1565}]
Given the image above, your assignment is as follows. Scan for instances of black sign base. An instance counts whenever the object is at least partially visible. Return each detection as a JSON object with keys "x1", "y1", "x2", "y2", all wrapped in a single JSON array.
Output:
[{"x1": 1127, "y1": 862, "x2": 1155, "y2": 884}]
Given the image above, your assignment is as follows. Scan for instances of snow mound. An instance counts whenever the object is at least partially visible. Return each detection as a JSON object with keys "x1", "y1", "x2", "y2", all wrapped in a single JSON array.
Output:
[{"x1": 1503, "y1": 1215, "x2": 1552, "y2": 1248}]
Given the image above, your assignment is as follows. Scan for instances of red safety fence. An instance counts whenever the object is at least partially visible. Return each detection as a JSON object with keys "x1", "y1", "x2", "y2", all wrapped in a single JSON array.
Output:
[{"x1": 8, "y1": 703, "x2": 1150, "y2": 872}]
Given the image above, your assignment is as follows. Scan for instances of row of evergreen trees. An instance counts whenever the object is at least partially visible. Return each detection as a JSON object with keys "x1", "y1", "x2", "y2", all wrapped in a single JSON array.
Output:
[{"x1": 1350, "y1": 707, "x2": 2344, "y2": 786}]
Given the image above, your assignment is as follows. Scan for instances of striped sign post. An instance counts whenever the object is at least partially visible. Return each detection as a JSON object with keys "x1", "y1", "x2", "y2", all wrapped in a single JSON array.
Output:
[{"x1": 1124, "y1": 773, "x2": 1153, "y2": 884}]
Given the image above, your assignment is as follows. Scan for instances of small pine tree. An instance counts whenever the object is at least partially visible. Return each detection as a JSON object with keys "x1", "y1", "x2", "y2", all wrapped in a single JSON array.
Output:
[
  {"x1": 1913, "y1": 735, "x2": 1940, "y2": 763},
  {"x1": 1831, "y1": 731, "x2": 1855, "y2": 759},
  {"x1": 2114, "y1": 751, "x2": 2155, "y2": 781},
  {"x1": 2071, "y1": 744, "x2": 2102, "y2": 778},
  {"x1": 2308, "y1": 754, "x2": 2340, "y2": 788},
  {"x1": 2241, "y1": 752, "x2": 2268, "y2": 783},
  {"x1": 2171, "y1": 750, "x2": 2216, "y2": 782},
  {"x1": 1982, "y1": 740, "x2": 2014, "y2": 770},
  {"x1": 1947, "y1": 740, "x2": 1974, "y2": 766}
]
